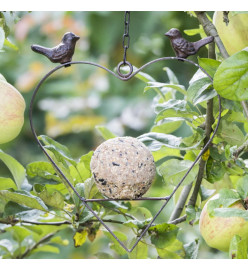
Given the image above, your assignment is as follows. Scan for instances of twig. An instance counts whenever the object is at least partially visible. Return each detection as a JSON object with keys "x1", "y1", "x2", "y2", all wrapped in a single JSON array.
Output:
[
  {"x1": 168, "y1": 215, "x2": 187, "y2": 225},
  {"x1": 168, "y1": 183, "x2": 192, "y2": 222},
  {"x1": 18, "y1": 232, "x2": 55, "y2": 259},
  {"x1": 0, "y1": 219, "x2": 71, "y2": 226},
  {"x1": 233, "y1": 140, "x2": 248, "y2": 159}
]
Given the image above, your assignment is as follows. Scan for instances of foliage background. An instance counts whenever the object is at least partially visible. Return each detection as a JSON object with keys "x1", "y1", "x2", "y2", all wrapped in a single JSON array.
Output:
[{"x1": 0, "y1": 11, "x2": 230, "y2": 259}]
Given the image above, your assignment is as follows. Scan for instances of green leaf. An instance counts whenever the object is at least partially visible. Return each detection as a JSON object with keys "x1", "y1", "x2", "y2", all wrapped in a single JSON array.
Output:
[
  {"x1": 155, "y1": 99, "x2": 199, "y2": 122},
  {"x1": 26, "y1": 161, "x2": 60, "y2": 182},
  {"x1": 38, "y1": 135, "x2": 76, "y2": 166},
  {"x1": 95, "y1": 126, "x2": 117, "y2": 140},
  {"x1": 50, "y1": 236, "x2": 69, "y2": 246},
  {"x1": 213, "y1": 51, "x2": 248, "y2": 101},
  {"x1": 229, "y1": 235, "x2": 248, "y2": 259},
  {"x1": 207, "y1": 189, "x2": 242, "y2": 215},
  {"x1": 199, "y1": 185, "x2": 215, "y2": 201},
  {"x1": 198, "y1": 57, "x2": 221, "y2": 78},
  {"x1": 151, "y1": 118, "x2": 183, "y2": 134},
  {"x1": 33, "y1": 184, "x2": 64, "y2": 209},
  {"x1": 156, "y1": 239, "x2": 184, "y2": 259},
  {"x1": 0, "y1": 177, "x2": 17, "y2": 190},
  {"x1": 76, "y1": 151, "x2": 93, "y2": 182},
  {"x1": 0, "y1": 239, "x2": 13, "y2": 254},
  {"x1": 206, "y1": 157, "x2": 226, "y2": 183},
  {"x1": 149, "y1": 223, "x2": 179, "y2": 249},
  {"x1": 0, "y1": 190, "x2": 48, "y2": 211},
  {"x1": 186, "y1": 205, "x2": 201, "y2": 224},
  {"x1": 213, "y1": 208, "x2": 248, "y2": 220},
  {"x1": 163, "y1": 67, "x2": 179, "y2": 85},
  {"x1": 158, "y1": 159, "x2": 199, "y2": 186},
  {"x1": 152, "y1": 146, "x2": 181, "y2": 163},
  {"x1": 104, "y1": 231, "x2": 127, "y2": 256},
  {"x1": 31, "y1": 244, "x2": 60, "y2": 254},
  {"x1": 128, "y1": 238, "x2": 148, "y2": 259},
  {"x1": 237, "y1": 175, "x2": 248, "y2": 200},
  {"x1": 145, "y1": 82, "x2": 187, "y2": 96},
  {"x1": 4, "y1": 201, "x2": 31, "y2": 216},
  {"x1": 138, "y1": 132, "x2": 203, "y2": 152},
  {"x1": 73, "y1": 230, "x2": 88, "y2": 247},
  {"x1": 5, "y1": 226, "x2": 34, "y2": 243},
  {"x1": 123, "y1": 218, "x2": 152, "y2": 230},
  {"x1": 122, "y1": 65, "x2": 155, "y2": 83},
  {"x1": 184, "y1": 28, "x2": 204, "y2": 36},
  {"x1": 184, "y1": 239, "x2": 200, "y2": 259},
  {"x1": 3, "y1": 38, "x2": 18, "y2": 51},
  {"x1": 187, "y1": 77, "x2": 217, "y2": 105},
  {"x1": 0, "y1": 150, "x2": 26, "y2": 189},
  {"x1": 216, "y1": 120, "x2": 245, "y2": 146}
]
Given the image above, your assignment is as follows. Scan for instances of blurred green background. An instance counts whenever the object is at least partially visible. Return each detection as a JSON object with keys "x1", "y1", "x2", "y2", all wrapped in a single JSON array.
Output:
[{"x1": 0, "y1": 11, "x2": 227, "y2": 258}]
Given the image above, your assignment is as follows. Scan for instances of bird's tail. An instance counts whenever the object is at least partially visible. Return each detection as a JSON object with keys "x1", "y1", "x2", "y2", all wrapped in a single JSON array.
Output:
[
  {"x1": 31, "y1": 45, "x2": 51, "y2": 58},
  {"x1": 193, "y1": 36, "x2": 214, "y2": 52}
]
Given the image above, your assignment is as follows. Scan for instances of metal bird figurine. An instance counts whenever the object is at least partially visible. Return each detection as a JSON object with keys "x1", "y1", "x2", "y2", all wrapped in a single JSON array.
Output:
[
  {"x1": 31, "y1": 32, "x2": 80, "y2": 65},
  {"x1": 165, "y1": 28, "x2": 214, "y2": 59}
]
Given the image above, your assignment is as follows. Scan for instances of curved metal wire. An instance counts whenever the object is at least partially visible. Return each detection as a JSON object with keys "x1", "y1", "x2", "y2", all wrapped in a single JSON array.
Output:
[{"x1": 29, "y1": 57, "x2": 221, "y2": 252}]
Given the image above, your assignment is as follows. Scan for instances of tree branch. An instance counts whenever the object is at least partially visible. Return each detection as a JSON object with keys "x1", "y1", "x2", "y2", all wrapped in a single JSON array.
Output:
[
  {"x1": 168, "y1": 183, "x2": 192, "y2": 222},
  {"x1": 194, "y1": 11, "x2": 229, "y2": 59},
  {"x1": 187, "y1": 13, "x2": 216, "y2": 207}
]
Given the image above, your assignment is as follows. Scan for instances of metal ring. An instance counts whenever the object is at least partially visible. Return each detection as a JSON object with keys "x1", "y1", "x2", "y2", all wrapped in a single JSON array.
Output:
[{"x1": 116, "y1": 61, "x2": 133, "y2": 78}]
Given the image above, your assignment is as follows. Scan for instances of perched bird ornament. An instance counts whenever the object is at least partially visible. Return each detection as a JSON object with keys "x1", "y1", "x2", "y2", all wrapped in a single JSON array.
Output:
[
  {"x1": 31, "y1": 32, "x2": 80, "y2": 65},
  {"x1": 165, "y1": 28, "x2": 214, "y2": 59}
]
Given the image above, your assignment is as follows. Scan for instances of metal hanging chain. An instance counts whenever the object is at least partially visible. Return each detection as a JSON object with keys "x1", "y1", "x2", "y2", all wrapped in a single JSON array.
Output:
[
  {"x1": 117, "y1": 11, "x2": 133, "y2": 78},
  {"x1": 122, "y1": 11, "x2": 131, "y2": 64}
]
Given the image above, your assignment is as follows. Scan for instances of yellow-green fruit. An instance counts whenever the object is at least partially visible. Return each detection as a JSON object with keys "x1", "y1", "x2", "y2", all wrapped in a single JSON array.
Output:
[
  {"x1": 199, "y1": 194, "x2": 248, "y2": 252},
  {"x1": 213, "y1": 12, "x2": 248, "y2": 55},
  {"x1": 0, "y1": 80, "x2": 25, "y2": 144}
]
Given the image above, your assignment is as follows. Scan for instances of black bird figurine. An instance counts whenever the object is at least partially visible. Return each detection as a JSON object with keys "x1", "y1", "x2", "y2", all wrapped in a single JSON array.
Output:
[
  {"x1": 31, "y1": 32, "x2": 80, "y2": 64},
  {"x1": 165, "y1": 28, "x2": 214, "y2": 59}
]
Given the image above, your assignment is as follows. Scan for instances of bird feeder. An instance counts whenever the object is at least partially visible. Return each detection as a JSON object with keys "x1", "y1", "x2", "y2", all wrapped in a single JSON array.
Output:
[{"x1": 29, "y1": 11, "x2": 221, "y2": 253}]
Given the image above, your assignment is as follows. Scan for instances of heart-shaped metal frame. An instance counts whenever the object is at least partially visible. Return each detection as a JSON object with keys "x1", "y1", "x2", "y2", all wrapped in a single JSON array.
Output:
[{"x1": 29, "y1": 56, "x2": 221, "y2": 253}]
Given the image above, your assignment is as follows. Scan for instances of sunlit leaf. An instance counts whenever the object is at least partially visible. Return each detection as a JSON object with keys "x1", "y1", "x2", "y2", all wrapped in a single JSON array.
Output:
[
  {"x1": 0, "y1": 190, "x2": 48, "y2": 211},
  {"x1": 198, "y1": 57, "x2": 221, "y2": 78},
  {"x1": 73, "y1": 230, "x2": 88, "y2": 247},
  {"x1": 26, "y1": 161, "x2": 60, "y2": 182},
  {"x1": 128, "y1": 238, "x2": 148, "y2": 259},
  {"x1": 158, "y1": 159, "x2": 199, "y2": 186},
  {"x1": 104, "y1": 231, "x2": 127, "y2": 256},
  {"x1": 149, "y1": 223, "x2": 179, "y2": 249},
  {"x1": 95, "y1": 125, "x2": 117, "y2": 140},
  {"x1": 229, "y1": 235, "x2": 248, "y2": 259},
  {"x1": 33, "y1": 184, "x2": 65, "y2": 209},
  {"x1": 0, "y1": 177, "x2": 17, "y2": 190},
  {"x1": 0, "y1": 150, "x2": 26, "y2": 189},
  {"x1": 213, "y1": 51, "x2": 248, "y2": 101}
]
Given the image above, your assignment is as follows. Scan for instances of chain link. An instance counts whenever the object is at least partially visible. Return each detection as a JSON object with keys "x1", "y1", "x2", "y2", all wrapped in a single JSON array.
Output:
[{"x1": 122, "y1": 11, "x2": 130, "y2": 64}]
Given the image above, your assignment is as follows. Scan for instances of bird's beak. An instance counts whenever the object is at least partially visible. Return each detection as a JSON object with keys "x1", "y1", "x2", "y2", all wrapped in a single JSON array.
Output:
[
  {"x1": 165, "y1": 31, "x2": 171, "y2": 37},
  {"x1": 74, "y1": 35, "x2": 80, "y2": 41}
]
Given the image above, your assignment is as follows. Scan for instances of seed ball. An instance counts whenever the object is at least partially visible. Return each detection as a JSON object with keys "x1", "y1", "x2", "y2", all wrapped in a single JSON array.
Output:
[{"x1": 90, "y1": 136, "x2": 156, "y2": 199}]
